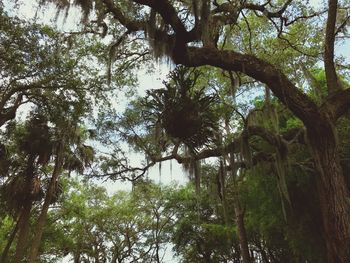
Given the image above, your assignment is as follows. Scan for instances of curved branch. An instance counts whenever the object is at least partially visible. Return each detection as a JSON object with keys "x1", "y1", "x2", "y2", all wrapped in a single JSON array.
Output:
[
  {"x1": 242, "y1": 0, "x2": 293, "y2": 18},
  {"x1": 0, "y1": 95, "x2": 22, "y2": 127},
  {"x1": 180, "y1": 46, "x2": 320, "y2": 127},
  {"x1": 102, "y1": 0, "x2": 146, "y2": 31},
  {"x1": 133, "y1": 0, "x2": 187, "y2": 37},
  {"x1": 96, "y1": 124, "x2": 305, "y2": 181}
]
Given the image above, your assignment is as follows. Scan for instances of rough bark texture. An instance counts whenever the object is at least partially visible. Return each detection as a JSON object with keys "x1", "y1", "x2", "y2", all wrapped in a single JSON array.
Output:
[{"x1": 307, "y1": 120, "x2": 350, "y2": 262}]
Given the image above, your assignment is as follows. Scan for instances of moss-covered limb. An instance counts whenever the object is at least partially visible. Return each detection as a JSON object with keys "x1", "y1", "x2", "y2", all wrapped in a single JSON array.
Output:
[
  {"x1": 181, "y1": 47, "x2": 320, "y2": 126},
  {"x1": 133, "y1": 0, "x2": 188, "y2": 38},
  {"x1": 101, "y1": 124, "x2": 303, "y2": 182}
]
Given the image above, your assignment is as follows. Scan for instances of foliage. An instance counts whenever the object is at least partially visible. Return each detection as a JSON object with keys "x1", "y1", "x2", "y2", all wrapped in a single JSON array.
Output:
[
  {"x1": 2, "y1": 0, "x2": 350, "y2": 262},
  {"x1": 144, "y1": 66, "x2": 219, "y2": 149},
  {"x1": 36, "y1": 178, "x2": 175, "y2": 263}
]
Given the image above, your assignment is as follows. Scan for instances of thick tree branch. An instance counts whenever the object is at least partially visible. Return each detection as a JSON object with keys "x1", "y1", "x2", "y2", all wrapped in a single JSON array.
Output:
[
  {"x1": 132, "y1": 0, "x2": 200, "y2": 43},
  {"x1": 133, "y1": 0, "x2": 187, "y2": 37},
  {"x1": 180, "y1": 47, "x2": 320, "y2": 126},
  {"x1": 98, "y1": 124, "x2": 305, "y2": 181},
  {"x1": 242, "y1": 0, "x2": 293, "y2": 18},
  {"x1": 247, "y1": 126, "x2": 284, "y2": 148},
  {"x1": 0, "y1": 94, "x2": 22, "y2": 127}
]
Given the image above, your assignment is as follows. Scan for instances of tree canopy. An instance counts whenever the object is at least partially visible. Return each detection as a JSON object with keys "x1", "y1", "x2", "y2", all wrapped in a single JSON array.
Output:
[{"x1": 1, "y1": 0, "x2": 350, "y2": 262}]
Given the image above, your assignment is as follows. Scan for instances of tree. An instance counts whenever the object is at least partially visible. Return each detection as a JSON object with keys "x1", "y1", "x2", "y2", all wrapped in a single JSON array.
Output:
[
  {"x1": 0, "y1": 8, "x2": 100, "y2": 262},
  {"x1": 27, "y1": 124, "x2": 94, "y2": 263},
  {"x1": 35, "y1": 178, "x2": 175, "y2": 263},
  {"x1": 35, "y1": 1, "x2": 350, "y2": 261},
  {"x1": 0, "y1": 6, "x2": 82, "y2": 127}
]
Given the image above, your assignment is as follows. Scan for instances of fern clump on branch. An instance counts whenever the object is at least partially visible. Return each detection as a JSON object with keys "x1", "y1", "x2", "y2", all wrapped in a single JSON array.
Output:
[{"x1": 142, "y1": 66, "x2": 219, "y2": 150}]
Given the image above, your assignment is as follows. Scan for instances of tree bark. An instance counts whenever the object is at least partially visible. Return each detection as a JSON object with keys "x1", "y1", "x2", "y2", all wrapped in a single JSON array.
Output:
[
  {"x1": 13, "y1": 155, "x2": 36, "y2": 263},
  {"x1": 229, "y1": 149, "x2": 251, "y2": 263},
  {"x1": 307, "y1": 120, "x2": 350, "y2": 262}
]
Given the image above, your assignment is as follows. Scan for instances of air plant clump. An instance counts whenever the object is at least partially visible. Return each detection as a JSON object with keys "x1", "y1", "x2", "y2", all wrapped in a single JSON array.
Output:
[
  {"x1": 162, "y1": 90, "x2": 218, "y2": 148},
  {"x1": 19, "y1": 114, "x2": 54, "y2": 165},
  {"x1": 1, "y1": 175, "x2": 44, "y2": 213},
  {"x1": 144, "y1": 66, "x2": 219, "y2": 149}
]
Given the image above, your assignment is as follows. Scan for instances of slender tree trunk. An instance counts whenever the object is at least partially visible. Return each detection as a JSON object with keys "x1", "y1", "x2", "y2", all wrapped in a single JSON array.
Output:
[
  {"x1": 234, "y1": 200, "x2": 251, "y2": 263},
  {"x1": 155, "y1": 242, "x2": 160, "y2": 263},
  {"x1": 1, "y1": 214, "x2": 21, "y2": 262},
  {"x1": 28, "y1": 142, "x2": 64, "y2": 263},
  {"x1": 13, "y1": 200, "x2": 33, "y2": 263},
  {"x1": 307, "y1": 122, "x2": 350, "y2": 262},
  {"x1": 13, "y1": 155, "x2": 35, "y2": 263},
  {"x1": 229, "y1": 171, "x2": 250, "y2": 262},
  {"x1": 228, "y1": 144, "x2": 251, "y2": 263},
  {"x1": 154, "y1": 211, "x2": 161, "y2": 263}
]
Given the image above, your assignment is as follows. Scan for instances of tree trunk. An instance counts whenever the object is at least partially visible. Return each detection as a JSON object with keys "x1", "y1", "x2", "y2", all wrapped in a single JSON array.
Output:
[
  {"x1": 28, "y1": 144, "x2": 64, "y2": 263},
  {"x1": 228, "y1": 145, "x2": 251, "y2": 263},
  {"x1": 179, "y1": 42, "x2": 350, "y2": 262},
  {"x1": 13, "y1": 200, "x2": 33, "y2": 263},
  {"x1": 13, "y1": 155, "x2": 36, "y2": 263},
  {"x1": 307, "y1": 121, "x2": 350, "y2": 262},
  {"x1": 234, "y1": 200, "x2": 251, "y2": 263}
]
